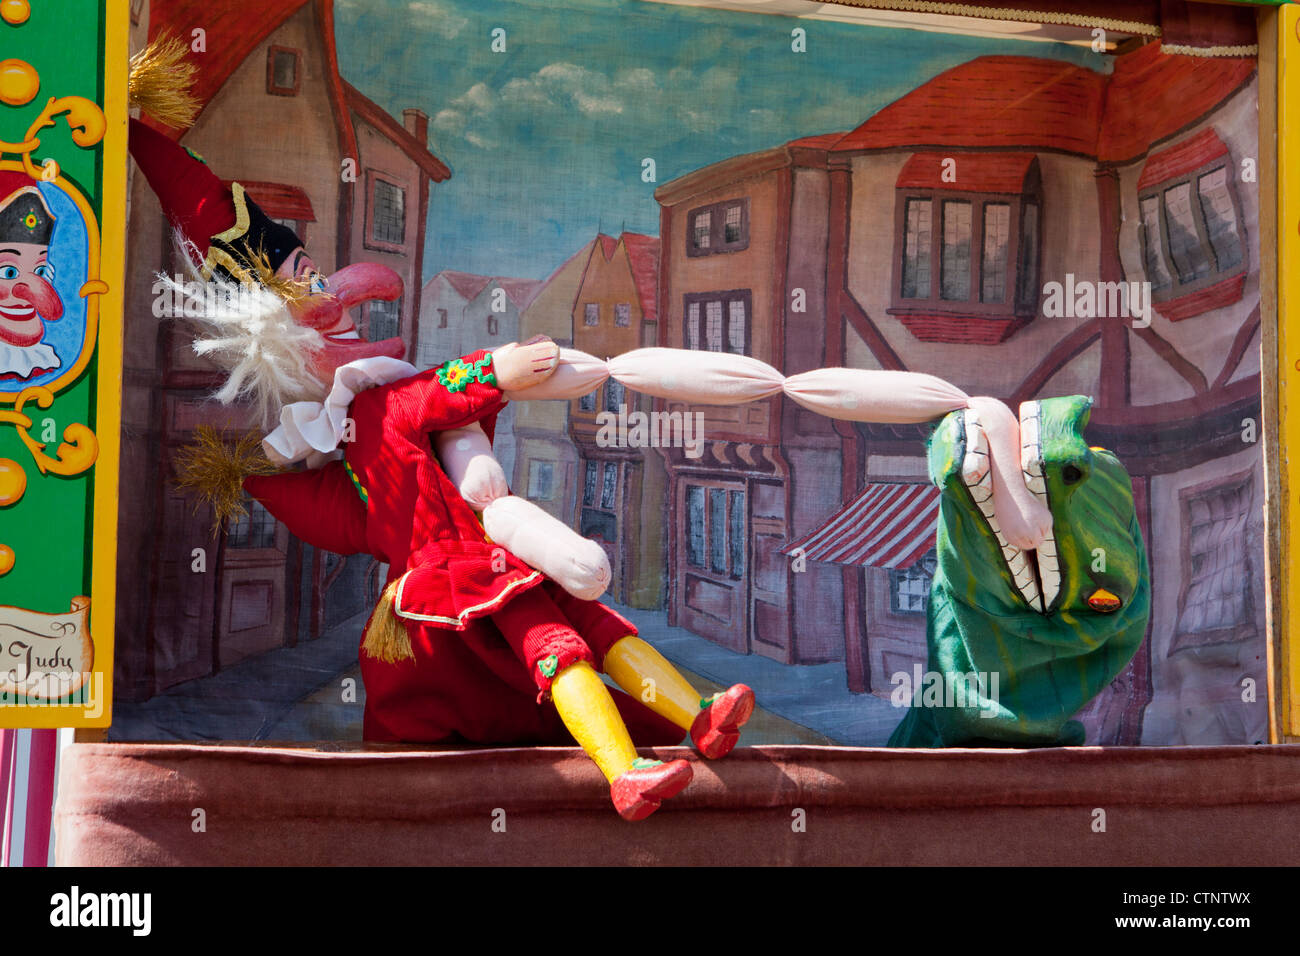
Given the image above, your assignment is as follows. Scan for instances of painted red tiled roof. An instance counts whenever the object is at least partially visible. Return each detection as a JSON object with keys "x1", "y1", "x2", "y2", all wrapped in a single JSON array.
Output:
[
  {"x1": 1098, "y1": 43, "x2": 1255, "y2": 163},
  {"x1": 220, "y1": 180, "x2": 316, "y2": 221},
  {"x1": 620, "y1": 232, "x2": 661, "y2": 323},
  {"x1": 831, "y1": 42, "x2": 1254, "y2": 164},
  {"x1": 438, "y1": 270, "x2": 492, "y2": 302},
  {"x1": 896, "y1": 153, "x2": 1037, "y2": 193},
  {"x1": 494, "y1": 277, "x2": 542, "y2": 309},
  {"x1": 149, "y1": 0, "x2": 312, "y2": 133},
  {"x1": 342, "y1": 80, "x2": 451, "y2": 183},
  {"x1": 788, "y1": 132, "x2": 847, "y2": 150},
  {"x1": 832, "y1": 55, "x2": 1102, "y2": 156},
  {"x1": 1137, "y1": 128, "x2": 1231, "y2": 192}
]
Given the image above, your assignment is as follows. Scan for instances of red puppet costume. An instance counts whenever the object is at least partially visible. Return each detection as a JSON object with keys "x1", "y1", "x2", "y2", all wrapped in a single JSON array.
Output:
[
  {"x1": 245, "y1": 351, "x2": 679, "y2": 745},
  {"x1": 240, "y1": 351, "x2": 764, "y2": 819}
]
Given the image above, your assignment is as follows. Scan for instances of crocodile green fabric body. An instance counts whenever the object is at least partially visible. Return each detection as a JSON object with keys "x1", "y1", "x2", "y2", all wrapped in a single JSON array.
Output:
[{"x1": 888, "y1": 396, "x2": 1150, "y2": 747}]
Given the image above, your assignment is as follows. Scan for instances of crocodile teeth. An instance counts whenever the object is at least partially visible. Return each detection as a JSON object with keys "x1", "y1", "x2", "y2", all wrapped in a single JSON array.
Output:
[
  {"x1": 961, "y1": 410, "x2": 990, "y2": 489},
  {"x1": 965, "y1": 407, "x2": 1050, "y2": 614},
  {"x1": 1038, "y1": 548, "x2": 1061, "y2": 608}
]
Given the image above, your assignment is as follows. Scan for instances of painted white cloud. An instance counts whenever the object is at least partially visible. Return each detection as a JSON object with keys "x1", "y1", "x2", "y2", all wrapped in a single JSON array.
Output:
[{"x1": 406, "y1": 0, "x2": 469, "y2": 39}]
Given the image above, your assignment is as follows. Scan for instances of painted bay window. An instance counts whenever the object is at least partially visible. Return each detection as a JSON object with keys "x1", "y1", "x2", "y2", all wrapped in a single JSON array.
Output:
[
  {"x1": 889, "y1": 152, "x2": 1042, "y2": 345},
  {"x1": 1137, "y1": 129, "x2": 1247, "y2": 321}
]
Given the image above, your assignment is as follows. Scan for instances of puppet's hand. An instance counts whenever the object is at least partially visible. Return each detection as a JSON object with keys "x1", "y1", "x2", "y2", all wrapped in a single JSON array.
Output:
[{"x1": 492, "y1": 336, "x2": 560, "y2": 391}]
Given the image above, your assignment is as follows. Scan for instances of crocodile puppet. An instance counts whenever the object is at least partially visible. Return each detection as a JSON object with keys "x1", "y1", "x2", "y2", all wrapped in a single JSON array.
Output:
[{"x1": 888, "y1": 395, "x2": 1151, "y2": 747}]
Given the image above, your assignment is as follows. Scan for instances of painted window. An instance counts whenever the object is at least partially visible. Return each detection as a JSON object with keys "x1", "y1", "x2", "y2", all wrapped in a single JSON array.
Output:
[
  {"x1": 687, "y1": 198, "x2": 749, "y2": 256},
  {"x1": 366, "y1": 174, "x2": 406, "y2": 251},
  {"x1": 604, "y1": 378, "x2": 625, "y2": 413},
  {"x1": 1137, "y1": 131, "x2": 1247, "y2": 317},
  {"x1": 901, "y1": 199, "x2": 932, "y2": 299},
  {"x1": 367, "y1": 297, "x2": 401, "y2": 342},
  {"x1": 227, "y1": 498, "x2": 278, "y2": 550},
  {"x1": 683, "y1": 290, "x2": 751, "y2": 356},
  {"x1": 1142, "y1": 168, "x2": 1244, "y2": 291},
  {"x1": 615, "y1": 302, "x2": 631, "y2": 327},
  {"x1": 486, "y1": 314, "x2": 499, "y2": 336},
  {"x1": 266, "y1": 46, "x2": 301, "y2": 97},
  {"x1": 684, "y1": 482, "x2": 746, "y2": 580},
  {"x1": 1172, "y1": 472, "x2": 1257, "y2": 651},
  {"x1": 889, "y1": 549, "x2": 937, "y2": 616},
  {"x1": 584, "y1": 302, "x2": 599, "y2": 326},
  {"x1": 437, "y1": 307, "x2": 448, "y2": 329},
  {"x1": 527, "y1": 461, "x2": 554, "y2": 500}
]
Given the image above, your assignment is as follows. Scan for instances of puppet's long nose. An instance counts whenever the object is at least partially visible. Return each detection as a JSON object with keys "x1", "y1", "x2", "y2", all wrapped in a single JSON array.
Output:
[
  {"x1": 13, "y1": 279, "x2": 62, "y2": 321},
  {"x1": 287, "y1": 262, "x2": 403, "y2": 331}
]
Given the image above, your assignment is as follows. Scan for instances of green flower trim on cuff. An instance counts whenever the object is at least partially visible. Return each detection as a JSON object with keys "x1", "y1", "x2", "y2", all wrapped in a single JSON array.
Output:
[
  {"x1": 631, "y1": 758, "x2": 663, "y2": 770},
  {"x1": 436, "y1": 354, "x2": 497, "y2": 393},
  {"x1": 538, "y1": 654, "x2": 559, "y2": 678}
]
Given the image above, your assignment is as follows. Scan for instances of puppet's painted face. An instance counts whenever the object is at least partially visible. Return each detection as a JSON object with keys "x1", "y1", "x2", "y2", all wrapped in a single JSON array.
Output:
[
  {"x1": 0, "y1": 241, "x2": 62, "y2": 348},
  {"x1": 274, "y1": 245, "x2": 406, "y2": 382}
]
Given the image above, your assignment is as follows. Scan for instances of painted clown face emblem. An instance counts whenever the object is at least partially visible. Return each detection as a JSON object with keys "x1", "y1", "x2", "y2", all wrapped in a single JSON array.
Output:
[
  {"x1": 0, "y1": 240, "x2": 61, "y2": 347},
  {"x1": 0, "y1": 185, "x2": 63, "y2": 379}
]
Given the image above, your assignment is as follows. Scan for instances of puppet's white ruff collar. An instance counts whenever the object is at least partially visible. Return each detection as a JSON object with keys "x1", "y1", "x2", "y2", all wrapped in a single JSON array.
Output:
[
  {"x1": 0, "y1": 341, "x2": 59, "y2": 378},
  {"x1": 262, "y1": 356, "x2": 417, "y2": 467}
]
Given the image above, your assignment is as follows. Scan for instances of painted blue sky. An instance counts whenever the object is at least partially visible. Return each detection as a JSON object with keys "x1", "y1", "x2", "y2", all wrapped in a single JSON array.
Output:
[{"x1": 334, "y1": 0, "x2": 1106, "y2": 282}]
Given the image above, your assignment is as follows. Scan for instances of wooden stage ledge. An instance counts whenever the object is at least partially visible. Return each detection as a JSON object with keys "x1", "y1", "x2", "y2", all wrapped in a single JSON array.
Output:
[{"x1": 53, "y1": 743, "x2": 1300, "y2": 866}]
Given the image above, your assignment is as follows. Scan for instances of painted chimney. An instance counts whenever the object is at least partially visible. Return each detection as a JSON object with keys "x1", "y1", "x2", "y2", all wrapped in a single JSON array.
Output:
[{"x1": 403, "y1": 108, "x2": 429, "y2": 146}]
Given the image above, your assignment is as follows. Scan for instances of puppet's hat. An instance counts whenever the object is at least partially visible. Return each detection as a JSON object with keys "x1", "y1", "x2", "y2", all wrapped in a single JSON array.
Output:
[
  {"x1": 129, "y1": 118, "x2": 304, "y2": 283},
  {"x1": 0, "y1": 173, "x2": 55, "y2": 246},
  {"x1": 126, "y1": 33, "x2": 304, "y2": 284}
]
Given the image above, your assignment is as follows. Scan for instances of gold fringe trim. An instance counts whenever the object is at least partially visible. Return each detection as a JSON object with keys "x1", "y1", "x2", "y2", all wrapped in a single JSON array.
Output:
[
  {"x1": 816, "y1": 0, "x2": 1161, "y2": 37},
  {"x1": 362, "y1": 579, "x2": 415, "y2": 663},
  {"x1": 245, "y1": 246, "x2": 314, "y2": 304},
  {"x1": 1160, "y1": 43, "x2": 1258, "y2": 59},
  {"x1": 173, "y1": 425, "x2": 281, "y2": 529},
  {"x1": 127, "y1": 33, "x2": 200, "y2": 128}
]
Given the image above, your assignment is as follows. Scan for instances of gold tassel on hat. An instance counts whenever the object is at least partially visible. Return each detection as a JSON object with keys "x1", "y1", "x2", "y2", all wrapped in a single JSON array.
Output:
[
  {"x1": 362, "y1": 579, "x2": 415, "y2": 663},
  {"x1": 173, "y1": 425, "x2": 281, "y2": 529},
  {"x1": 128, "y1": 33, "x2": 200, "y2": 128}
]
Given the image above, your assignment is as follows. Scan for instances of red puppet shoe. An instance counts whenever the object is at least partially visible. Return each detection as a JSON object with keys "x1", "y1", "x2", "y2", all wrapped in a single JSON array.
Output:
[
  {"x1": 610, "y1": 757, "x2": 693, "y2": 821},
  {"x1": 690, "y1": 684, "x2": 755, "y2": 759}
]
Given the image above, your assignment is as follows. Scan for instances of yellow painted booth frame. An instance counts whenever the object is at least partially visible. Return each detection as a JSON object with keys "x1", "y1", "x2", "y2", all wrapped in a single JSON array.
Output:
[{"x1": 1265, "y1": 2, "x2": 1300, "y2": 743}]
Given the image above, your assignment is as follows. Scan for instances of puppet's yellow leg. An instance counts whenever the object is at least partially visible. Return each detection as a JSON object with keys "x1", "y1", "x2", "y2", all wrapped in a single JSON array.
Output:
[
  {"x1": 550, "y1": 661, "x2": 639, "y2": 782},
  {"x1": 603, "y1": 635, "x2": 702, "y2": 731}
]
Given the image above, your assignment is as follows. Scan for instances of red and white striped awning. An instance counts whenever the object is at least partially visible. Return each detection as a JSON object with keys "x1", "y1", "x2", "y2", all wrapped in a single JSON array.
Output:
[{"x1": 783, "y1": 482, "x2": 939, "y2": 569}]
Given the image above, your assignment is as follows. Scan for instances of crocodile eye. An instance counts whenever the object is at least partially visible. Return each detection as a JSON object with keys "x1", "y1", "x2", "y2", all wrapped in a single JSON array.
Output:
[{"x1": 1062, "y1": 464, "x2": 1084, "y2": 485}]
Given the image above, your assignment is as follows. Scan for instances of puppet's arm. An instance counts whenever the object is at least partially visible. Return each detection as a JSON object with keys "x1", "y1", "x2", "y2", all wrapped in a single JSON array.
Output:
[
  {"x1": 243, "y1": 461, "x2": 369, "y2": 555},
  {"x1": 433, "y1": 421, "x2": 611, "y2": 601},
  {"x1": 392, "y1": 339, "x2": 560, "y2": 436}
]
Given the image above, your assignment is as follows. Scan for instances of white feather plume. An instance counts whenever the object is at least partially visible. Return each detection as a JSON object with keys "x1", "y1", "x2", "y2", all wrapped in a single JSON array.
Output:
[{"x1": 157, "y1": 234, "x2": 328, "y2": 426}]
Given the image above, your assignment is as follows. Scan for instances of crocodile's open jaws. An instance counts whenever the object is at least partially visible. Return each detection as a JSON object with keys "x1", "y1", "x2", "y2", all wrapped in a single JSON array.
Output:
[{"x1": 889, "y1": 394, "x2": 1152, "y2": 748}]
